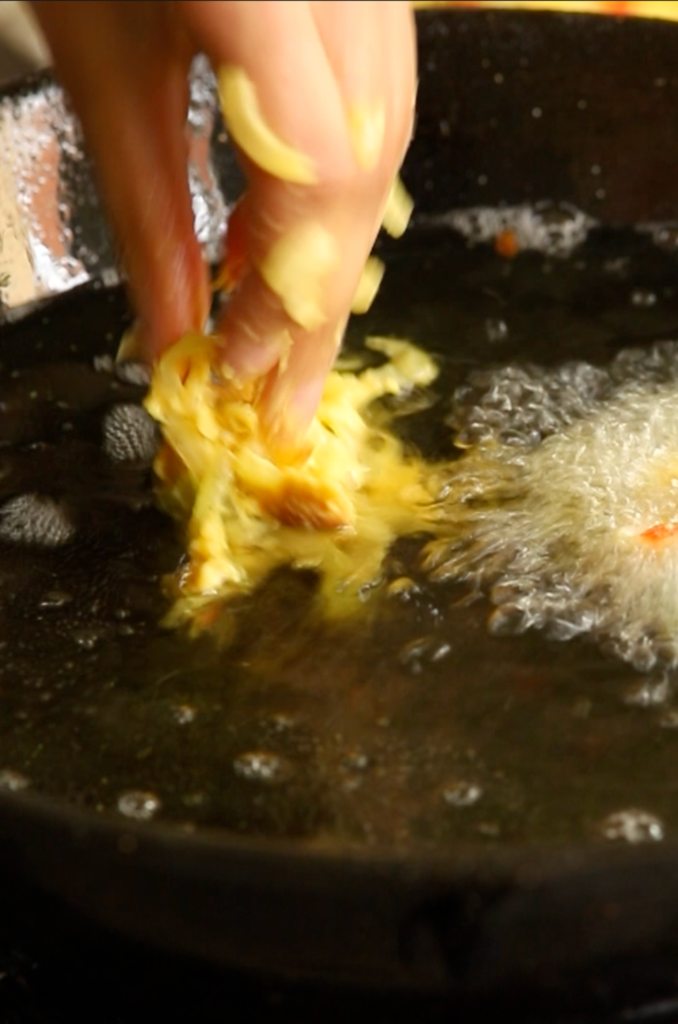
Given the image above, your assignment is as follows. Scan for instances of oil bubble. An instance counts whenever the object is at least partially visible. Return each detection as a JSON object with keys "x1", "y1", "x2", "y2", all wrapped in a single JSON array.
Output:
[
  {"x1": 343, "y1": 750, "x2": 370, "y2": 772},
  {"x1": 73, "y1": 627, "x2": 104, "y2": 651},
  {"x1": 623, "y1": 677, "x2": 671, "y2": 708},
  {"x1": 172, "y1": 705, "x2": 196, "y2": 724},
  {"x1": 117, "y1": 791, "x2": 161, "y2": 821},
  {"x1": 102, "y1": 404, "x2": 159, "y2": 464},
  {"x1": 233, "y1": 751, "x2": 294, "y2": 784},
  {"x1": 443, "y1": 781, "x2": 483, "y2": 808},
  {"x1": 630, "y1": 289, "x2": 657, "y2": 308},
  {"x1": 93, "y1": 354, "x2": 114, "y2": 374},
  {"x1": 0, "y1": 495, "x2": 75, "y2": 547},
  {"x1": 398, "y1": 636, "x2": 452, "y2": 673},
  {"x1": 485, "y1": 318, "x2": 509, "y2": 344},
  {"x1": 448, "y1": 359, "x2": 610, "y2": 448},
  {"x1": 0, "y1": 770, "x2": 29, "y2": 792},
  {"x1": 646, "y1": 224, "x2": 678, "y2": 251},
  {"x1": 599, "y1": 809, "x2": 664, "y2": 844}
]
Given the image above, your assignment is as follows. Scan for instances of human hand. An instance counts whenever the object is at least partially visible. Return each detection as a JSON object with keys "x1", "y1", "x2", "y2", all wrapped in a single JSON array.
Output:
[{"x1": 30, "y1": 1, "x2": 417, "y2": 443}]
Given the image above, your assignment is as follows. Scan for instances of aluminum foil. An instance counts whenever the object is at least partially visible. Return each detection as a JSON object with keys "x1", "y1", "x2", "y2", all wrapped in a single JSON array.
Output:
[{"x1": 0, "y1": 55, "x2": 243, "y2": 324}]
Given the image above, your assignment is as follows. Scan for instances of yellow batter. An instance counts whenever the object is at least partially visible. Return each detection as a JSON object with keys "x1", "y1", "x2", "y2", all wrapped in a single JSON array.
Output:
[{"x1": 145, "y1": 333, "x2": 439, "y2": 629}]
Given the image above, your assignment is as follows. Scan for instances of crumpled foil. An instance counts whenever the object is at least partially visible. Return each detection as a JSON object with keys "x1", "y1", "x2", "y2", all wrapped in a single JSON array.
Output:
[{"x1": 0, "y1": 55, "x2": 244, "y2": 324}]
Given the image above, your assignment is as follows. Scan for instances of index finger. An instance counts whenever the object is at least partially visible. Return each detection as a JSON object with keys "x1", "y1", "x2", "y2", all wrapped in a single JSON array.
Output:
[{"x1": 179, "y1": 0, "x2": 416, "y2": 445}]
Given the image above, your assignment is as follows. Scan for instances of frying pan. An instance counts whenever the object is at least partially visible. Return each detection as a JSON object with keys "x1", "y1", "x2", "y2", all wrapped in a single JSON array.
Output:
[{"x1": 3, "y1": 8, "x2": 678, "y2": 1017}]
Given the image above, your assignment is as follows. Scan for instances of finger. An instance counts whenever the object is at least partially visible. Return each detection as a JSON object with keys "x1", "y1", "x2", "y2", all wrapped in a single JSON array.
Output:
[
  {"x1": 30, "y1": 1, "x2": 209, "y2": 361},
  {"x1": 242, "y1": 2, "x2": 417, "y2": 439},
  {"x1": 179, "y1": 0, "x2": 416, "y2": 442},
  {"x1": 178, "y1": 0, "x2": 358, "y2": 382},
  {"x1": 178, "y1": 2, "x2": 362, "y2": 420},
  {"x1": 176, "y1": 0, "x2": 352, "y2": 183},
  {"x1": 217, "y1": 172, "x2": 386, "y2": 453},
  {"x1": 312, "y1": 1, "x2": 417, "y2": 173},
  {"x1": 258, "y1": 315, "x2": 344, "y2": 455}
]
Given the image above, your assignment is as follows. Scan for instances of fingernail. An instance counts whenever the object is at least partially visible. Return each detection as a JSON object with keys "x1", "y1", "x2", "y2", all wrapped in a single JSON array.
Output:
[
  {"x1": 259, "y1": 373, "x2": 325, "y2": 460},
  {"x1": 219, "y1": 324, "x2": 287, "y2": 381},
  {"x1": 116, "y1": 325, "x2": 142, "y2": 364}
]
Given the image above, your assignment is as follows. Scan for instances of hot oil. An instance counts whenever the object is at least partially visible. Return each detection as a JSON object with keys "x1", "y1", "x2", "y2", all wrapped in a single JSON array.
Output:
[{"x1": 2, "y1": 223, "x2": 678, "y2": 851}]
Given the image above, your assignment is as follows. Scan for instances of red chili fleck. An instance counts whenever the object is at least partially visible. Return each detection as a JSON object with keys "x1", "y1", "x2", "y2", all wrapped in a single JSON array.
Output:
[
  {"x1": 640, "y1": 522, "x2": 678, "y2": 543},
  {"x1": 495, "y1": 229, "x2": 520, "y2": 259}
]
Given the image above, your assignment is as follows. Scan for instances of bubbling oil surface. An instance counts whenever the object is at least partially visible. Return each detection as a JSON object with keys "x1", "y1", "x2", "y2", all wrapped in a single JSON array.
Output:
[
  {"x1": 1, "y1": 224, "x2": 678, "y2": 851},
  {"x1": 433, "y1": 343, "x2": 678, "y2": 672}
]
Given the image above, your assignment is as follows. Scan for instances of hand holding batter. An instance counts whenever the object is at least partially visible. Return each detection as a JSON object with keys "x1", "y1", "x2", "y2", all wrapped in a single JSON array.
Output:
[{"x1": 30, "y1": 1, "x2": 417, "y2": 443}]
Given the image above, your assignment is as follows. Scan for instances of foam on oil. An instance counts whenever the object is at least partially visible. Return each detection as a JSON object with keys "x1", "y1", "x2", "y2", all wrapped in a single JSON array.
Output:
[
  {"x1": 423, "y1": 201, "x2": 597, "y2": 258},
  {"x1": 428, "y1": 342, "x2": 678, "y2": 671}
]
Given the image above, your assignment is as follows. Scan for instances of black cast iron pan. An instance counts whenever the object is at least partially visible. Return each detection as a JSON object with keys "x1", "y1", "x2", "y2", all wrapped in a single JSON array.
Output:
[{"x1": 2, "y1": 8, "x2": 678, "y2": 1017}]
